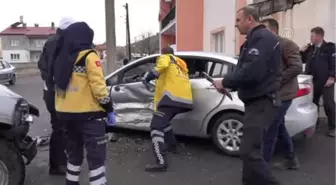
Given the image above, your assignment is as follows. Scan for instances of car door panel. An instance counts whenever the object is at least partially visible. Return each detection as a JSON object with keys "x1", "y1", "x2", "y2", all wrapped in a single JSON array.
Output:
[
  {"x1": 107, "y1": 57, "x2": 156, "y2": 129},
  {"x1": 0, "y1": 61, "x2": 13, "y2": 82},
  {"x1": 171, "y1": 78, "x2": 224, "y2": 136},
  {"x1": 110, "y1": 82, "x2": 154, "y2": 129}
]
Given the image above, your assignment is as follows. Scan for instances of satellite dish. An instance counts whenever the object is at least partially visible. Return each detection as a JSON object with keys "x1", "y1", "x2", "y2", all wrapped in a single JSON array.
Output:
[{"x1": 281, "y1": 28, "x2": 294, "y2": 39}]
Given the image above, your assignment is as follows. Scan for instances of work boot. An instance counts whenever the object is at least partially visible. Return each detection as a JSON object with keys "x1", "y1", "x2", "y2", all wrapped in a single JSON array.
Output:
[
  {"x1": 274, "y1": 157, "x2": 300, "y2": 170},
  {"x1": 144, "y1": 163, "x2": 167, "y2": 172},
  {"x1": 326, "y1": 129, "x2": 335, "y2": 137},
  {"x1": 49, "y1": 165, "x2": 66, "y2": 176}
]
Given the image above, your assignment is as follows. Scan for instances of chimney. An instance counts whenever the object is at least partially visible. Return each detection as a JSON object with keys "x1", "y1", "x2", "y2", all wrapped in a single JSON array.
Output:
[
  {"x1": 19, "y1": 16, "x2": 23, "y2": 23},
  {"x1": 51, "y1": 22, "x2": 55, "y2": 29},
  {"x1": 23, "y1": 23, "x2": 27, "y2": 28},
  {"x1": 34, "y1": 23, "x2": 39, "y2": 27}
]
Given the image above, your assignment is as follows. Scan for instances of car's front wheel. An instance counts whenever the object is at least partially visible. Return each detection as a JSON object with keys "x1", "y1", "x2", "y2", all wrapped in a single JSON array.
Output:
[
  {"x1": 9, "y1": 75, "x2": 16, "y2": 85},
  {"x1": 211, "y1": 112, "x2": 244, "y2": 157},
  {"x1": 0, "y1": 140, "x2": 25, "y2": 185}
]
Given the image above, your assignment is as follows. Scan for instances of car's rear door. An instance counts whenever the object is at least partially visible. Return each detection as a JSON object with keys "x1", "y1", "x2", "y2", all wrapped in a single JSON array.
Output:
[
  {"x1": 1, "y1": 61, "x2": 14, "y2": 82},
  {"x1": 172, "y1": 56, "x2": 232, "y2": 136},
  {"x1": 0, "y1": 61, "x2": 9, "y2": 83}
]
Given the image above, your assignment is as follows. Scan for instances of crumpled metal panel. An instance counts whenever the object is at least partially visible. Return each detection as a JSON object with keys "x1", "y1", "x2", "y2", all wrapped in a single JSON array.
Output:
[{"x1": 110, "y1": 82, "x2": 154, "y2": 127}]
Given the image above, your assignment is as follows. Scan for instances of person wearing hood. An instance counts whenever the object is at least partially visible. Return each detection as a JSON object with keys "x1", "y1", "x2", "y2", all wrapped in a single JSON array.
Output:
[
  {"x1": 53, "y1": 22, "x2": 115, "y2": 185},
  {"x1": 142, "y1": 47, "x2": 193, "y2": 172},
  {"x1": 37, "y1": 17, "x2": 77, "y2": 175}
]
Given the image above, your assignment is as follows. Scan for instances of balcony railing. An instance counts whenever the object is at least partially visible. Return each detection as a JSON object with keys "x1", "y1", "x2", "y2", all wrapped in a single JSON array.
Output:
[
  {"x1": 250, "y1": 0, "x2": 307, "y2": 17},
  {"x1": 161, "y1": 6, "x2": 176, "y2": 30}
]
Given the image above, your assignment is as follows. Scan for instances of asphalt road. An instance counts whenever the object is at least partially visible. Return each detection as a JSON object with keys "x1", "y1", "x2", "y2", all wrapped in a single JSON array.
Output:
[{"x1": 7, "y1": 76, "x2": 335, "y2": 185}]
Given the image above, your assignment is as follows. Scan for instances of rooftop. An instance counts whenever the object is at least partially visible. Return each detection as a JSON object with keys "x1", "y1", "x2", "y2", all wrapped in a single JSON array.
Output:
[{"x1": 0, "y1": 21, "x2": 56, "y2": 37}]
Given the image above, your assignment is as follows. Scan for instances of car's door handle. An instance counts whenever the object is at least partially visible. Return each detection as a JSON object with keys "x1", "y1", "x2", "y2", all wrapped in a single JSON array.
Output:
[
  {"x1": 206, "y1": 86, "x2": 216, "y2": 90},
  {"x1": 114, "y1": 86, "x2": 125, "y2": 92}
]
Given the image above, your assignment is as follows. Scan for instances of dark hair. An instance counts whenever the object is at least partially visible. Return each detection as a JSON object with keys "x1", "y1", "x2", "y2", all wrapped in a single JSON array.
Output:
[
  {"x1": 238, "y1": 6, "x2": 260, "y2": 22},
  {"x1": 311, "y1": 27, "x2": 324, "y2": 37},
  {"x1": 161, "y1": 47, "x2": 174, "y2": 55},
  {"x1": 261, "y1": 18, "x2": 279, "y2": 34},
  {"x1": 123, "y1": 58, "x2": 129, "y2": 65}
]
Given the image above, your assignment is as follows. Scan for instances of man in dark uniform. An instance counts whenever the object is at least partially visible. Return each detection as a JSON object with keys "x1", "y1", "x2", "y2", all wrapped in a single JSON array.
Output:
[
  {"x1": 214, "y1": 6, "x2": 281, "y2": 185},
  {"x1": 37, "y1": 17, "x2": 77, "y2": 175},
  {"x1": 53, "y1": 22, "x2": 116, "y2": 185},
  {"x1": 301, "y1": 27, "x2": 335, "y2": 137}
]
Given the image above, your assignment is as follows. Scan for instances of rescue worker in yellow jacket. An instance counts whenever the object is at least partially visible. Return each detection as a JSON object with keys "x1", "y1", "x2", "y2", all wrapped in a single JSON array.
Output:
[
  {"x1": 142, "y1": 47, "x2": 193, "y2": 172},
  {"x1": 53, "y1": 22, "x2": 115, "y2": 185}
]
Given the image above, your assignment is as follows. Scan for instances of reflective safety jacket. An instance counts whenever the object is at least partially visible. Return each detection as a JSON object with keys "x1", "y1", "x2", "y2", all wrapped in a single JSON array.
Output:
[
  {"x1": 55, "y1": 49, "x2": 113, "y2": 120},
  {"x1": 153, "y1": 54, "x2": 193, "y2": 111}
]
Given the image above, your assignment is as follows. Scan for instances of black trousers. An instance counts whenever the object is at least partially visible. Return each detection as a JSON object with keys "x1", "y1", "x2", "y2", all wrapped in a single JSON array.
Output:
[
  {"x1": 241, "y1": 97, "x2": 280, "y2": 185},
  {"x1": 313, "y1": 84, "x2": 335, "y2": 130},
  {"x1": 64, "y1": 119, "x2": 108, "y2": 185},
  {"x1": 150, "y1": 106, "x2": 182, "y2": 165},
  {"x1": 43, "y1": 90, "x2": 66, "y2": 169}
]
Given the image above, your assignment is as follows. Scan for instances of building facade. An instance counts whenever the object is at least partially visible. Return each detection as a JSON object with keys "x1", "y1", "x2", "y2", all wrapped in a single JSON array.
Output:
[
  {"x1": 158, "y1": 0, "x2": 249, "y2": 55},
  {"x1": 0, "y1": 19, "x2": 56, "y2": 63},
  {"x1": 159, "y1": 0, "x2": 335, "y2": 55}
]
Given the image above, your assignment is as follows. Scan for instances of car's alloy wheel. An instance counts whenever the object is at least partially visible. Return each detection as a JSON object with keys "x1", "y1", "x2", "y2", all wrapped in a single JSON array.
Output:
[
  {"x1": 211, "y1": 112, "x2": 244, "y2": 157},
  {"x1": 217, "y1": 119, "x2": 243, "y2": 153},
  {"x1": 0, "y1": 160, "x2": 9, "y2": 185}
]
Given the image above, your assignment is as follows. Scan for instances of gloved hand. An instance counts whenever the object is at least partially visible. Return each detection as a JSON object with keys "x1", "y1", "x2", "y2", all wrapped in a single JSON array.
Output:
[{"x1": 107, "y1": 112, "x2": 117, "y2": 126}]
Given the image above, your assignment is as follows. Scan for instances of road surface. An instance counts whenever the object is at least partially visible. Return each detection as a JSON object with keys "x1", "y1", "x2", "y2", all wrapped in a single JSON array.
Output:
[{"x1": 7, "y1": 76, "x2": 335, "y2": 185}]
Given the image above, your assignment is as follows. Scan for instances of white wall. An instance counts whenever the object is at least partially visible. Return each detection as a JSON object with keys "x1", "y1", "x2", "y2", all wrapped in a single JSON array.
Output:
[
  {"x1": 2, "y1": 50, "x2": 30, "y2": 63},
  {"x1": 277, "y1": 0, "x2": 335, "y2": 46},
  {"x1": 203, "y1": 0, "x2": 236, "y2": 55}
]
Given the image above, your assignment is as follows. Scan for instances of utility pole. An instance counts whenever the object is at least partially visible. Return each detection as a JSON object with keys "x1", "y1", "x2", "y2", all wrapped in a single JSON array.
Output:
[
  {"x1": 105, "y1": 0, "x2": 120, "y2": 74},
  {"x1": 124, "y1": 3, "x2": 132, "y2": 61}
]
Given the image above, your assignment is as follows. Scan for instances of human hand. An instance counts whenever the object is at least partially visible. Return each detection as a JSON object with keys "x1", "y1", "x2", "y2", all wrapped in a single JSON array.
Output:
[
  {"x1": 325, "y1": 77, "x2": 335, "y2": 87},
  {"x1": 107, "y1": 112, "x2": 117, "y2": 126},
  {"x1": 213, "y1": 80, "x2": 225, "y2": 93}
]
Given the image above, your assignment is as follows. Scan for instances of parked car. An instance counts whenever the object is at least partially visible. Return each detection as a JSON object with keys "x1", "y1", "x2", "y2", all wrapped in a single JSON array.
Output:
[
  {"x1": 0, "y1": 84, "x2": 39, "y2": 185},
  {"x1": 0, "y1": 59, "x2": 16, "y2": 85},
  {"x1": 105, "y1": 51, "x2": 318, "y2": 156}
]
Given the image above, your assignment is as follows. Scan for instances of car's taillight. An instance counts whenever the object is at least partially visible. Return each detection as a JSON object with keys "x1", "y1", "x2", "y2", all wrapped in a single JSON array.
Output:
[{"x1": 296, "y1": 84, "x2": 311, "y2": 97}]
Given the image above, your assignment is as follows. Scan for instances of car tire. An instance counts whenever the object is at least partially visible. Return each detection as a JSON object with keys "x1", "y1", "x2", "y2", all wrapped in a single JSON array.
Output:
[
  {"x1": 9, "y1": 75, "x2": 16, "y2": 85},
  {"x1": 211, "y1": 112, "x2": 244, "y2": 157},
  {"x1": 0, "y1": 140, "x2": 25, "y2": 185}
]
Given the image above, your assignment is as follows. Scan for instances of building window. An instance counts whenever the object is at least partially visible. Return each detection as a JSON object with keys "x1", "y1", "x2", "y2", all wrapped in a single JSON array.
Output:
[
  {"x1": 10, "y1": 54, "x2": 20, "y2": 61},
  {"x1": 212, "y1": 32, "x2": 224, "y2": 53},
  {"x1": 35, "y1": 53, "x2": 40, "y2": 60},
  {"x1": 10, "y1": 40, "x2": 19, "y2": 46},
  {"x1": 36, "y1": 40, "x2": 45, "y2": 47}
]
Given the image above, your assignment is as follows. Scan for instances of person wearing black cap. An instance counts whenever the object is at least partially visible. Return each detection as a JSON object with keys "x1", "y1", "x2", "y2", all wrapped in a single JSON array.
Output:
[{"x1": 37, "y1": 17, "x2": 77, "y2": 175}]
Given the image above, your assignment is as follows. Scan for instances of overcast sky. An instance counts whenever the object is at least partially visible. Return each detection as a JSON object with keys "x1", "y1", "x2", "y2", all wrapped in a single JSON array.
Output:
[{"x1": 0, "y1": 0, "x2": 160, "y2": 46}]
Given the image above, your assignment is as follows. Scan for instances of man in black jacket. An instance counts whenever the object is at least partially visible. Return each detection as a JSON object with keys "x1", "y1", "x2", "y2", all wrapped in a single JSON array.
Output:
[
  {"x1": 37, "y1": 17, "x2": 77, "y2": 175},
  {"x1": 214, "y1": 6, "x2": 281, "y2": 185},
  {"x1": 301, "y1": 27, "x2": 335, "y2": 137}
]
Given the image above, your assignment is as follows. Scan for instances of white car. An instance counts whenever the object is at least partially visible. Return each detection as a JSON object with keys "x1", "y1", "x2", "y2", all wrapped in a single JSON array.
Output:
[
  {"x1": 105, "y1": 51, "x2": 318, "y2": 156},
  {"x1": 0, "y1": 59, "x2": 16, "y2": 85}
]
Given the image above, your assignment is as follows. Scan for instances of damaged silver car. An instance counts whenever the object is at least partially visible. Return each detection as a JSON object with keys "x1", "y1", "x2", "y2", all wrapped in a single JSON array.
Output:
[
  {"x1": 105, "y1": 51, "x2": 318, "y2": 157},
  {"x1": 0, "y1": 84, "x2": 39, "y2": 185}
]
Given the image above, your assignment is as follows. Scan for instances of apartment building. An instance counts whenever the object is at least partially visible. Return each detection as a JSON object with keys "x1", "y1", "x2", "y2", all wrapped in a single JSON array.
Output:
[
  {"x1": 0, "y1": 17, "x2": 56, "y2": 63},
  {"x1": 159, "y1": 0, "x2": 335, "y2": 55}
]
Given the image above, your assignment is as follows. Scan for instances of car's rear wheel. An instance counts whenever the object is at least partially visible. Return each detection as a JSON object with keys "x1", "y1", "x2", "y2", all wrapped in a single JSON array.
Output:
[
  {"x1": 0, "y1": 140, "x2": 25, "y2": 185},
  {"x1": 9, "y1": 75, "x2": 16, "y2": 85},
  {"x1": 211, "y1": 112, "x2": 244, "y2": 157}
]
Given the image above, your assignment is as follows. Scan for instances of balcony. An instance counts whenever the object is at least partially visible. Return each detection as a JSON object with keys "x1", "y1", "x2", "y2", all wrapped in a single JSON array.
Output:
[{"x1": 160, "y1": 6, "x2": 176, "y2": 30}]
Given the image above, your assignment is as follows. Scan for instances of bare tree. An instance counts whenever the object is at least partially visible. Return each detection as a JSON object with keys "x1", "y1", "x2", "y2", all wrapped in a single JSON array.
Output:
[{"x1": 132, "y1": 32, "x2": 159, "y2": 57}]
